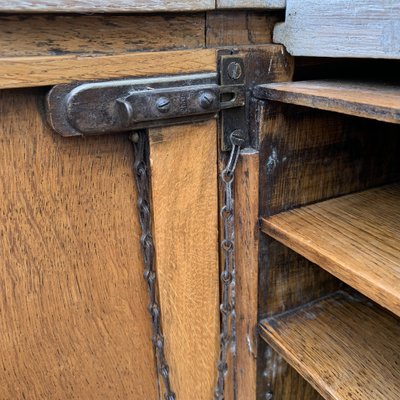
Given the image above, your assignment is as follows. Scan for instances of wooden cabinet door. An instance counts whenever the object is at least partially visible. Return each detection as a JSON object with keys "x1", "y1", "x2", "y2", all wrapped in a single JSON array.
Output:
[{"x1": 0, "y1": 13, "x2": 220, "y2": 400}]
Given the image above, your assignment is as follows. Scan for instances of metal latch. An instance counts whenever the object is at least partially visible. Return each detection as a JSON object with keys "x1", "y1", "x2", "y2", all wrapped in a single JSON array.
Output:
[{"x1": 46, "y1": 72, "x2": 245, "y2": 139}]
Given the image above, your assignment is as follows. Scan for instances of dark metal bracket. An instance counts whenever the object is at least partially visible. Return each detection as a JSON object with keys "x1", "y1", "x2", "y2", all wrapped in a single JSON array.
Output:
[{"x1": 46, "y1": 67, "x2": 246, "y2": 143}]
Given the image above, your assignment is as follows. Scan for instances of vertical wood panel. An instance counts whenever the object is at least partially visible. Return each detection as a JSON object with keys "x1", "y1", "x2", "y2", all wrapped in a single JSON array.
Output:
[
  {"x1": 0, "y1": 89, "x2": 157, "y2": 399},
  {"x1": 235, "y1": 150, "x2": 260, "y2": 400},
  {"x1": 149, "y1": 121, "x2": 220, "y2": 399}
]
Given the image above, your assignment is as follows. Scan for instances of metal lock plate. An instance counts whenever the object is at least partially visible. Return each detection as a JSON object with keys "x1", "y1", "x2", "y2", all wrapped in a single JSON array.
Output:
[{"x1": 46, "y1": 72, "x2": 245, "y2": 137}]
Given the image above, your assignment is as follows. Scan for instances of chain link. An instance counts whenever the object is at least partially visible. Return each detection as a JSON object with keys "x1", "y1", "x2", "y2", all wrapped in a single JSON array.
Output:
[
  {"x1": 215, "y1": 130, "x2": 245, "y2": 400},
  {"x1": 130, "y1": 131, "x2": 176, "y2": 400}
]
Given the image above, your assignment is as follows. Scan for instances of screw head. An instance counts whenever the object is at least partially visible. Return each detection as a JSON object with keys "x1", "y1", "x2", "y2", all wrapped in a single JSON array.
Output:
[
  {"x1": 198, "y1": 91, "x2": 216, "y2": 109},
  {"x1": 156, "y1": 97, "x2": 171, "y2": 113},
  {"x1": 227, "y1": 62, "x2": 243, "y2": 80},
  {"x1": 230, "y1": 129, "x2": 246, "y2": 147}
]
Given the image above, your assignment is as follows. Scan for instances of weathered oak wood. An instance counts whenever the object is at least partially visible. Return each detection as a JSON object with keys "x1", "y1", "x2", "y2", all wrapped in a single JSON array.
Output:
[
  {"x1": 0, "y1": 0, "x2": 214, "y2": 12},
  {"x1": 234, "y1": 150, "x2": 259, "y2": 400},
  {"x1": 254, "y1": 80, "x2": 400, "y2": 124},
  {"x1": 217, "y1": 0, "x2": 285, "y2": 9},
  {"x1": 260, "y1": 291, "x2": 400, "y2": 400},
  {"x1": 262, "y1": 183, "x2": 400, "y2": 317},
  {"x1": 149, "y1": 121, "x2": 219, "y2": 400},
  {"x1": 0, "y1": 14, "x2": 205, "y2": 57},
  {"x1": 0, "y1": 89, "x2": 158, "y2": 399},
  {"x1": 274, "y1": 0, "x2": 400, "y2": 59},
  {"x1": 0, "y1": 49, "x2": 216, "y2": 89}
]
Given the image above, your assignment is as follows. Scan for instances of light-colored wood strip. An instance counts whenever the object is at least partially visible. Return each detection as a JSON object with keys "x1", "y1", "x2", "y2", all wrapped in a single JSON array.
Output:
[
  {"x1": 261, "y1": 183, "x2": 400, "y2": 317},
  {"x1": 234, "y1": 150, "x2": 259, "y2": 400},
  {"x1": 274, "y1": 0, "x2": 400, "y2": 59},
  {"x1": 0, "y1": 49, "x2": 216, "y2": 89},
  {"x1": 259, "y1": 291, "x2": 400, "y2": 400},
  {"x1": 0, "y1": 15, "x2": 205, "y2": 57},
  {"x1": 0, "y1": 0, "x2": 214, "y2": 12},
  {"x1": 254, "y1": 80, "x2": 400, "y2": 124},
  {"x1": 0, "y1": 88, "x2": 157, "y2": 399},
  {"x1": 149, "y1": 121, "x2": 220, "y2": 400},
  {"x1": 217, "y1": 0, "x2": 285, "y2": 9}
]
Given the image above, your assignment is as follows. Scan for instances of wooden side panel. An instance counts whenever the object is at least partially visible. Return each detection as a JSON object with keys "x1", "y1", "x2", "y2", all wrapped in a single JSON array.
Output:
[
  {"x1": 0, "y1": 49, "x2": 216, "y2": 89},
  {"x1": 149, "y1": 121, "x2": 219, "y2": 400},
  {"x1": 0, "y1": 89, "x2": 157, "y2": 399},
  {"x1": 0, "y1": 14, "x2": 205, "y2": 57},
  {"x1": 259, "y1": 102, "x2": 400, "y2": 217},
  {"x1": 274, "y1": 0, "x2": 400, "y2": 59},
  {"x1": 235, "y1": 150, "x2": 259, "y2": 400},
  {"x1": 0, "y1": 0, "x2": 215, "y2": 12}
]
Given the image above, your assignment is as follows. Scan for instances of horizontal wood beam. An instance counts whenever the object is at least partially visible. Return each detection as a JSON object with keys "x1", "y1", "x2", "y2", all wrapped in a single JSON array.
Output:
[{"x1": 0, "y1": 49, "x2": 217, "y2": 89}]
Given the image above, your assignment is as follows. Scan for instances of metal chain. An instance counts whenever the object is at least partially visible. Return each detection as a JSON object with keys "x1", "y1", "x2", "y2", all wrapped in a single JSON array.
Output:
[
  {"x1": 130, "y1": 130, "x2": 176, "y2": 400},
  {"x1": 215, "y1": 130, "x2": 246, "y2": 400}
]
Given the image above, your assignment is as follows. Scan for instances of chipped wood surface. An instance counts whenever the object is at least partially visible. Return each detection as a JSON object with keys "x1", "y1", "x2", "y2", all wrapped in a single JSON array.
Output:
[
  {"x1": 274, "y1": 0, "x2": 400, "y2": 59},
  {"x1": 0, "y1": 49, "x2": 216, "y2": 89},
  {"x1": 149, "y1": 121, "x2": 220, "y2": 400}
]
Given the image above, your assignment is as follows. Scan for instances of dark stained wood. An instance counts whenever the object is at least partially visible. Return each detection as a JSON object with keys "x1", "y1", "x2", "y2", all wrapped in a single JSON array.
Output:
[
  {"x1": 206, "y1": 11, "x2": 283, "y2": 47},
  {"x1": 258, "y1": 238, "x2": 343, "y2": 319},
  {"x1": 0, "y1": 14, "x2": 205, "y2": 57},
  {"x1": 0, "y1": 88, "x2": 158, "y2": 399},
  {"x1": 259, "y1": 291, "x2": 400, "y2": 400},
  {"x1": 254, "y1": 80, "x2": 400, "y2": 124},
  {"x1": 258, "y1": 102, "x2": 400, "y2": 217},
  {"x1": 262, "y1": 183, "x2": 400, "y2": 317}
]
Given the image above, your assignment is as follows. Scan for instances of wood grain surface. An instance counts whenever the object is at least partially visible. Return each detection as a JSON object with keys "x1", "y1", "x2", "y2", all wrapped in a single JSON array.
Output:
[
  {"x1": 149, "y1": 121, "x2": 219, "y2": 400},
  {"x1": 0, "y1": 0, "x2": 214, "y2": 12},
  {"x1": 0, "y1": 14, "x2": 205, "y2": 57},
  {"x1": 234, "y1": 150, "x2": 259, "y2": 400},
  {"x1": 262, "y1": 183, "x2": 400, "y2": 317},
  {"x1": 206, "y1": 11, "x2": 282, "y2": 47},
  {"x1": 217, "y1": 0, "x2": 285, "y2": 8},
  {"x1": 258, "y1": 103, "x2": 400, "y2": 216},
  {"x1": 260, "y1": 291, "x2": 400, "y2": 400},
  {"x1": 254, "y1": 80, "x2": 400, "y2": 124},
  {"x1": 274, "y1": 0, "x2": 400, "y2": 59},
  {"x1": 0, "y1": 89, "x2": 158, "y2": 399},
  {"x1": 0, "y1": 49, "x2": 216, "y2": 89}
]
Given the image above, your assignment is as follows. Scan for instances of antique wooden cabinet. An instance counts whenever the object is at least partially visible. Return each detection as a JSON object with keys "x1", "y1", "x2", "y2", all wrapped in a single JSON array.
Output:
[{"x1": 0, "y1": 1, "x2": 399, "y2": 399}]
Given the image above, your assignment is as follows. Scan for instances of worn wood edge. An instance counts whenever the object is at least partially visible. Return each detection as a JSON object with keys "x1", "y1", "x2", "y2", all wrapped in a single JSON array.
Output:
[
  {"x1": 217, "y1": 0, "x2": 285, "y2": 9},
  {"x1": 0, "y1": 0, "x2": 215, "y2": 12},
  {"x1": 258, "y1": 301, "x2": 337, "y2": 400},
  {"x1": 261, "y1": 218, "x2": 400, "y2": 317},
  {"x1": 258, "y1": 290, "x2": 400, "y2": 400},
  {"x1": 0, "y1": 49, "x2": 217, "y2": 89},
  {"x1": 254, "y1": 84, "x2": 400, "y2": 124},
  {"x1": 235, "y1": 150, "x2": 259, "y2": 400},
  {"x1": 272, "y1": 0, "x2": 400, "y2": 60}
]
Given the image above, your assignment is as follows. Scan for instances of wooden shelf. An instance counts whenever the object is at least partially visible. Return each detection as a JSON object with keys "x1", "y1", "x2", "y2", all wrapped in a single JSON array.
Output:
[
  {"x1": 253, "y1": 80, "x2": 400, "y2": 123},
  {"x1": 259, "y1": 291, "x2": 400, "y2": 400},
  {"x1": 261, "y1": 183, "x2": 400, "y2": 317}
]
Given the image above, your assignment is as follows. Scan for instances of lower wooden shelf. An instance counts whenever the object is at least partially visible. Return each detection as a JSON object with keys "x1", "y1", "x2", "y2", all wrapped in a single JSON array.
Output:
[{"x1": 259, "y1": 291, "x2": 400, "y2": 400}]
